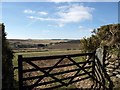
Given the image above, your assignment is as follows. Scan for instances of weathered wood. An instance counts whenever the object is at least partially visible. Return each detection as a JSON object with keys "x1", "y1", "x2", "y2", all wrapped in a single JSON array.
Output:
[
  {"x1": 22, "y1": 53, "x2": 94, "y2": 61},
  {"x1": 18, "y1": 55, "x2": 23, "y2": 90}
]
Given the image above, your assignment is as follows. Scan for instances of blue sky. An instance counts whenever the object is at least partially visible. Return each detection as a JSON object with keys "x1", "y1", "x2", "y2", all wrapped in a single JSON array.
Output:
[{"x1": 1, "y1": 2, "x2": 118, "y2": 39}]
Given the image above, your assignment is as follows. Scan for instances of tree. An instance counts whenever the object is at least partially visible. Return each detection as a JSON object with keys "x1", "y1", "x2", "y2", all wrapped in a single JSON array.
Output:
[
  {"x1": 80, "y1": 35, "x2": 100, "y2": 52},
  {"x1": 80, "y1": 24, "x2": 120, "y2": 56},
  {"x1": 1, "y1": 23, "x2": 14, "y2": 90}
]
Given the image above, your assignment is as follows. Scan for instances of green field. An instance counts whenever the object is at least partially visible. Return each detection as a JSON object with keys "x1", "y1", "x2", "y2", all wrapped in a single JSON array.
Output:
[{"x1": 13, "y1": 50, "x2": 81, "y2": 66}]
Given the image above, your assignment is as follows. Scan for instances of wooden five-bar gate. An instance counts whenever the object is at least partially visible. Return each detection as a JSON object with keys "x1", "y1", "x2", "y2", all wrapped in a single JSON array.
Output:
[{"x1": 18, "y1": 49, "x2": 113, "y2": 90}]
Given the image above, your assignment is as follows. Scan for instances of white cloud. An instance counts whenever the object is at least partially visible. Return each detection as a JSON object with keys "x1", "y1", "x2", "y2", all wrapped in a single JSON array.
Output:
[
  {"x1": 58, "y1": 23, "x2": 64, "y2": 27},
  {"x1": 27, "y1": 4, "x2": 94, "y2": 27},
  {"x1": 38, "y1": 11, "x2": 48, "y2": 15},
  {"x1": 89, "y1": 29, "x2": 94, "y2": 32},
  {"x1": 57, "y1": 4, "x2": 94, "y2": 24},
  {"x1": 78, "y1": 25, "x2": 93, "y2": 32},
  {"x1": 48, "y1": 24, "x2": 64, "y2": 27},
  {"x1": 24, "y1": 9, "x2": 35, "y2": 14},
  {"x1": 27, "y1": 16, "x2": 57, "y2": 21},
  {"x1": 24, "y1": 9, "x2": 48, "y2": 16},
  {"x1": 27, "y1": 16, "x2": 34, "y2": 19}
]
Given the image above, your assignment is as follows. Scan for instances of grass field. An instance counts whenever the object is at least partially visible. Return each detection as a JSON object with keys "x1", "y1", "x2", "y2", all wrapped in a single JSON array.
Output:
[{"x1": 13, "y1": 50, "x2": 81, "y2": 66}]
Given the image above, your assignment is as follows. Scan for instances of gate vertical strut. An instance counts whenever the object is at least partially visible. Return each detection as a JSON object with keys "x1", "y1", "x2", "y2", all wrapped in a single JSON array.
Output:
[{"x1": 18, "y1": 55, "x2": 23, "y2": 90}]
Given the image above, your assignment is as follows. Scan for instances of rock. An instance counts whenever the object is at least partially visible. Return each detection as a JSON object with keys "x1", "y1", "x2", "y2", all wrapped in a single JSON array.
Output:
[
  {"x1": 116, "y1": 69, "x2": 120, "y2": 72},
  {"x1": 106, "y1": 65, "x2": 115, "y2": 68},
  {"x1": 116, "y1": 74, "x2": 120, "y2": 78},
  {"x1": 113, "y1": 71, "x2": 118, "y2": 74},
  {"x1": 115, "y1": 63, "x2": 119, "y2": 66}
]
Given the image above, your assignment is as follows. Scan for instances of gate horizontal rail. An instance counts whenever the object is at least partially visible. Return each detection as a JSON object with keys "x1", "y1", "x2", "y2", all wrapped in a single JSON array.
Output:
[{"x1": 22, "y1": 53, "x2": 94, "y2": 61}]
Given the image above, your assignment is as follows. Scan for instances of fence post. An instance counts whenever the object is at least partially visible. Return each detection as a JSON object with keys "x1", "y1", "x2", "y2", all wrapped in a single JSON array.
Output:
[{"x1": 18, "y1": 55, "x2": 23, "y2": 90}]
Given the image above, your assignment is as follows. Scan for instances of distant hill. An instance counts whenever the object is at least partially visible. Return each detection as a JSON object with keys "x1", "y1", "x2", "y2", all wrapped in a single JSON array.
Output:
[
  {"x1": 8, "y1": 39, "x2": 80, "y2": 52},
  {"x1": 8, "y1": 39, "x2": 70, "y2": 44}
]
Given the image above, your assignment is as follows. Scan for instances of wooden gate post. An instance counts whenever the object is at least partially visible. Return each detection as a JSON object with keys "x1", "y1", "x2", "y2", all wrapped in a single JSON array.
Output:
[{"x1": 18, "y1": 55, "x2": 23, "y2": 90}]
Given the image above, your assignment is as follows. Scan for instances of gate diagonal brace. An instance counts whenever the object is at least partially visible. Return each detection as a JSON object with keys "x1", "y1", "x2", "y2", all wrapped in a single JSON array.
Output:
[
  {"x1": 67, "y1": 55, "x2": 92, "y2": 84},
  {"x1": 67, "y1": 56, "x2": 93, "y2": 85},
  {"x1": 25, "y1": 60, "x2": 67, "y2": 89},
  {"x1": 28, "y1": 57, "x2": 64, "y2": 89}
]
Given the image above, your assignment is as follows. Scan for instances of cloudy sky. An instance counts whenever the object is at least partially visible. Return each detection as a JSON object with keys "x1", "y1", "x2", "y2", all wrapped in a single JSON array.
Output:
[{"x1": 1, "y1": 2, "x2": 118, "y2": 39}]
